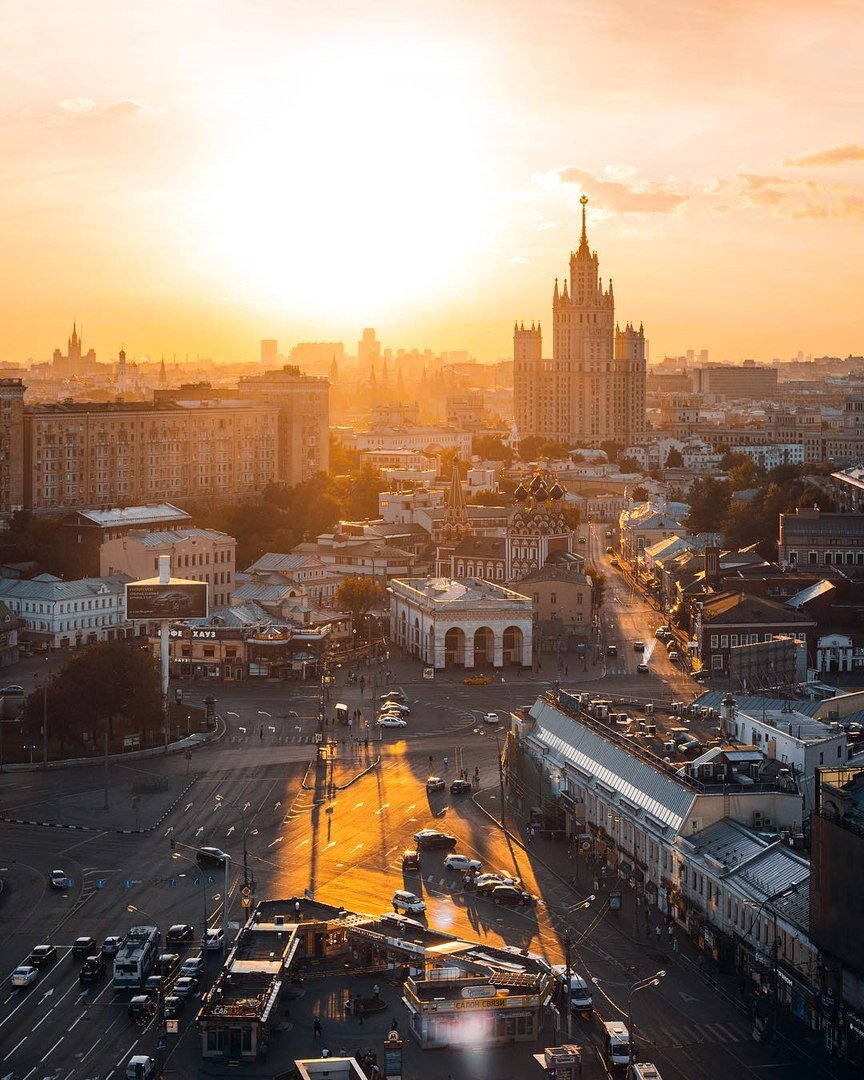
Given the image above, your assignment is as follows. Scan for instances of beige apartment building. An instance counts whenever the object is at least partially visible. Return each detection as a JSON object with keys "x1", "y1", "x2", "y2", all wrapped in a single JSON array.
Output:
[
  {"x1": 22, "y1": 396, "x2": 279, "y2": 511},
  {"x1": 237, "y1": 365, "x2": 329, "y2": 483},
  {"x1": 100, "y1": 527, "x2": 236, "y2": 610},
  {"x1": 0, "y1": 378, "x2": 26, "y2": 514},
  {"x1": 514, "y1": 196, "x2": 646, "y2": 448}
]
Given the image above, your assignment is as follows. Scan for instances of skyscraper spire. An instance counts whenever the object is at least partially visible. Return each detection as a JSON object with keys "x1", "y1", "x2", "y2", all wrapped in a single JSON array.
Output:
[{"x1": 580, "y1": 194, "x2": 588, "y2": 247}]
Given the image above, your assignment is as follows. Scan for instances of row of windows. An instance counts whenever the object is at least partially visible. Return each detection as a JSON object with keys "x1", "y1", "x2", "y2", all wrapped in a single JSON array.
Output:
[
  {"x1": 710, "y1": 632, "x2": 775, "y2": 648},
  {"x1": 787, "y1": 549, "x2": 864, "y2": 566}
]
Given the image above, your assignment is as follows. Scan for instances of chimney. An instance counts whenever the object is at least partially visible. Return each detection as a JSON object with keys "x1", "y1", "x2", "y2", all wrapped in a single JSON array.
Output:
[{"x1": 704, "y1": 546, "x2": 720, "y2": 587}]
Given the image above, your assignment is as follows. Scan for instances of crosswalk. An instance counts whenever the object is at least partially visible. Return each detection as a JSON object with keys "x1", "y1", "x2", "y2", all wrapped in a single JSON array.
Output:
[
  {"x1": 228, "y1": 733, "x2": 319, "y2": 745},
  {"x1": 642, "y1": 1019, "x2": 752, "y2": 1046}
]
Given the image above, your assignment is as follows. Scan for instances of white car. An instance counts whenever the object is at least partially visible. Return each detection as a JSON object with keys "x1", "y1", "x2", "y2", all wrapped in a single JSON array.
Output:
[
  {"x1": 377, "y1": 715, "x2": 407, "y2": 728},
  {"x1": 125, "y1": 1056, "x2": 156, "y2": 1080},
  {"x1": 204, "y1": 928, "x2": 224, "y2": 950},
  {"x1": 173, "y1": 976, "x2": 198, "y2": 998},
  {"x1": 392, "y1": 889, "x2": 426, "y2": 914},
  {"x1": 380, "y1": 690, "x2": 407, "y2": 703},
  {"x1": 444, "y1": 854, "x2": 482, "y2": 873},
  {"x1": 483, "y1": 712, "x2": 499, "y2": 724},
  {"x1": 181, "y1": 955, "x2": 206, "y2": 976},
  {"x1": 11, "y1": 965, "x2": 38, "y2": 988},
  {"x1": 50, "y1": 869, "x2": 68, "y2": 890},
  {"x1": 379, "y1": 701, "x2": 410, "y2": 715}
]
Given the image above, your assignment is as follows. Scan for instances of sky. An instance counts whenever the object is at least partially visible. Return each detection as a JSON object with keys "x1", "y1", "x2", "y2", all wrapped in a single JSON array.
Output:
[{"x1": 1, "y1": 0, "x2": 863, "y2": 364}]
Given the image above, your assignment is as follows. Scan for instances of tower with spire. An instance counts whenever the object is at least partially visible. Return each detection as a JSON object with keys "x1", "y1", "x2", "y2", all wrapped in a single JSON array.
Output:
[
  {"x1": 513, "y1": 195, "x2": 646, "y2": 447},
  {"x1": 52, "y1": 321, "x2": 97, "y2": 377}
]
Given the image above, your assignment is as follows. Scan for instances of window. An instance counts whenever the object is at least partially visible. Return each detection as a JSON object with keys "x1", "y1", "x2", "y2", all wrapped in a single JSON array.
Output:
[
  {"x1": 808, "y1": 551, "x2": 817, "y2": 565},
  {"x1": 720, "y1": 635, "x2": 728, "y2": 648},
  {"x1": 710, "y1": 634, "x2": 719, "y2": 648},
  {"x1": 764, "y1": 633, "x2": 772, "y2": 641},
  {"x1": 730, "y1": 634, "x2": 739, "y2": 647},
  {"x1": 550, "y1": 592, "x2": 557, "y2": 604}
]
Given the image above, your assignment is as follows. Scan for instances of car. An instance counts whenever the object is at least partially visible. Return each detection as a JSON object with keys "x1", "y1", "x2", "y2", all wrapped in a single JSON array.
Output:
[
  {"x1": 378, "y1": 701, "x2": 410, "y2": 715},
  {"x1": 606, "y1": 644, "x2": 618, "y2": 656},
  {"x1": 425, "y1": 776, "x2": 445, "y2": 792},
  {"x1": 196, "y1": 846, "x2": 229, "y2": 867},
  {"x1": 473, "y1": 873, "x2": 521, "y2": 894},
  {"x1": 655, "y1": 626, "x2": 671, "y2": 639},
  {"x1": 552, "y1": 966, "x2": 594, "y2": 1012},
  {"x1": 380, "y1": 690, "x2": 407, "y2": 703},
  {"x1": 401, "y1": 849, "x2": 420, "y2": 871},
  {"x1": 376, "y1": 715, "x2": 407, "y2": 728},
  {"x1": 379, "y1": 911, "x2": 425, "y2": 930},
  {"x1": 0, "y1": 684, "x2": 24, "y2": 695},
  {"x1": 154, "y1": 952, "x2": 181, "y2": 976},
  {"x1": 204, "y1": 928, "x2": 224, "y2": 951},
  {"x1": 125, "y1": 1054, "x2": 157, "y2": 1080},
  {"x1": 450, "y1": 778, "x2": 472, "y2": 794},
  {"x1": 633, "y1": 641, "x2": 645, "y2": 652},
  {"x1": 668, "y1": 651, "x2": 680, "y2": 662},
  {"x1": 10, "y1": 965, "x2": 38, "y2": 988},
  {"x1": 392, "y1": 889, "x2": 427, "y2": 914},
  {"x1": 413, "y1": 829, "x2": 457, "y2": 850},
  {"x1": 483, "y1": 712, "x2": 499, "y2": 724},
  {"x1": 605, "y1": 546, "x2": 614, "y2": 554},
  {"x1": 166, "y1": 923, "x2": 194, "y2": 945},
  {"x1": 101, "y1": 935, "x2": 124, "y2": 956},
  {"x1": 127, "y1": 995, "x2": 156, "y2": 1021},
  {"x1": 181, "y1": 955, "x2": 206, "y2": 977},
  {"x1": 163, "y1": 994, "x2": 185, "y2": 1019},
  {"x1": 491, "y1": 884, "x2": 533, "y2": 906},
  {"x1": 464, "y1": 673, "x2": 492, "y2": 685},
  {"x1": 29, "y1": 944, "x2": 57, "y2": 967},
  {"x1": 50, "y1": 869, "x2": 69, "y2": 890},
  {"x1": 578, "y1": 536, "x2": 587, "y2": 544},
  {"x1": 444, "y1": 854, "x2": 482, "y2": 873},
  {"x1": 144, "y1": 974, "x2": 165, "y2": 993},
  {"x1": 80, "y1": 954, "x2": 106, "y2": 983},
  {"x1": 610, "y1": 557, "x2": 619, "y2": 568},
  {"x1": 636, "y1": 662, "x2": 649, "y2": 674},
  {"x1": 173, "y1": 976, "x2": 198, "y2": 998},
  {"x1": 72, "y1": 935, "x2": 96, "y2": 958}
]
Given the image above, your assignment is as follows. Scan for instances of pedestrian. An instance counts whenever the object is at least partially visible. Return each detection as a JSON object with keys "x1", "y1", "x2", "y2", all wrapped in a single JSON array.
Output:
[
  {"x1": 391, "y1": 1018, "x2": 398, "y2": 1031},
  {"x1": 313, "y1": 1017, "x2": 322, "y2": 1038},
  {"x1": 672, "y1": 936, "x2": 679, "y2": 953},
  {"x1": 364, "y1": 736, "x2": 369, "y2": 749},
  {"x1": 565, "y1": 664, "x2": 569, "y2": 676},
  {"x1": 667, "y1": 923, "x2": 674, "y2": 941},
  {"x1": 655, "y1": 925, "x2": 662, "y2": 942},
  {"x1": 322, "y1": 1048, "x2": 329, "y2": 1058},
  {"x1": 357, "y1": 1002, "x2": 364, "y2": 1025},
  {"x1": 373, "y1": 983, "x2": 380, "y2": 998},
  {"x1": 341, "y1": 1047, "x2": 347, "y2": 1058},
  {"x1": 443, "y1": 756, "x2": 449, "y2": 770},
  {"x1": 259, "y1": 725, "x2": 263, "y2": 740}
]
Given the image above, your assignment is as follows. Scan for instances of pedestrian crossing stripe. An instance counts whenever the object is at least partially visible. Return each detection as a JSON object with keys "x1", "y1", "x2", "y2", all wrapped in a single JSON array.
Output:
[{"x1": 644, "y1": 1020, "x2": 750, "y2": 1045}]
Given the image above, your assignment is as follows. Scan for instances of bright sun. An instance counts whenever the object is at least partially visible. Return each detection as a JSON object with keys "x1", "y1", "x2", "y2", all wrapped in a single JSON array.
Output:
[{"x1": 198, "y1": 41, "x2": 492, "y2": 323}]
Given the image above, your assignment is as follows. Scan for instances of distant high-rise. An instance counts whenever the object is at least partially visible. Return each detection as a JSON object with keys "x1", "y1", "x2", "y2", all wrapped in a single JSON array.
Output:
[
  {"x1": 261, "y1": 339, "x2": 278, "y2": 365},
  {"x1": 358, "y1": 328, "x2": 381, "y2": 370},
  {"x1": 52, "y1": 322, "x2": 97, "y2": 377},
  {"x1": 513, "y1": 197, "x2": 646, "y2": 447},
  {"x1": 0, "y1": 378, "x2": 25, "y2": 513},
  {"x1": 117, "y1": 348, "x2": 127, "y2": 392}
]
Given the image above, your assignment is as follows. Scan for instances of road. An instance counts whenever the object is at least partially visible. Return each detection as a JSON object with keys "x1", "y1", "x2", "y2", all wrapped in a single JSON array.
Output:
[{"x1": 0, "y1": 569, "x2": 821, "y2": 1080}]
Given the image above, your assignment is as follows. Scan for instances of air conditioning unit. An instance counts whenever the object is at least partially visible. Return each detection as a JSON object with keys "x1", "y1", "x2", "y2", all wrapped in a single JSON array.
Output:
[
  {"x1": 664, "y1": 740, "x2": 676, "y2": 753},
  {"x1": 752, "y1": 811, "x2": 764, "y2": 828}
]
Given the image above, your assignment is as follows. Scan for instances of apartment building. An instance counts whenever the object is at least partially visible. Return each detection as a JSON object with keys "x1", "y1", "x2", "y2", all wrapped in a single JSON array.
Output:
[
  {"x1": 0, "y1": 572, "x2": 131, "y2": 648},
  {"x1": 779, "y1": 507, "x2": 864, "y2": 570},
  {"x1": 0, "y1": 378, "x2": 25, "y2": 514}
]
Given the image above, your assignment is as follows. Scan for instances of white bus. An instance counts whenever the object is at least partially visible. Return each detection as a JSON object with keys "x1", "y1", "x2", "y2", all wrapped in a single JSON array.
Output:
[
  {"x1": 602, "y1": 1020, "x2": 633, "y2": 1070},
  {"x1": 113, "y1": 926, "x2": 160, "y2": 988}
]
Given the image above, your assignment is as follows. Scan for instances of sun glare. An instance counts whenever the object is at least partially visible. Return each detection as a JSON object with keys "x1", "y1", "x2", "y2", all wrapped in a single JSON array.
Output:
[{"x1": 199, "y1": 41, "x2": 491, "y2": 322}]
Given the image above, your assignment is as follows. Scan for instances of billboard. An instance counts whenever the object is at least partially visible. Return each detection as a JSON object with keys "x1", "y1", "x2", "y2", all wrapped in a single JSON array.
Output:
[{"x1": 126, "y1": 579, "x2": 208, "y2": 620}]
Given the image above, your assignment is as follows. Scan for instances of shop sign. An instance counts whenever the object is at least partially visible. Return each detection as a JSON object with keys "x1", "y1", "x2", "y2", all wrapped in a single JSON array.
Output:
[
  {"x1": 461, "y1": 985, "x2": 496, "y2": 999},
  {"x1": 777, "y1": 969, "x2": 793, "y2": 989},
  {"x1": 848, "y1": 1015, "x2": 864, "y2": 1039},
  {"x1": 703, "y1": 928, "x2": 716, "y2": 950}
]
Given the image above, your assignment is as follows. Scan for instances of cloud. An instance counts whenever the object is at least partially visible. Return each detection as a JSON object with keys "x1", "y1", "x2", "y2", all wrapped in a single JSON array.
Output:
[
  {"x1": 509, "y1": 255, "x2": 529, "y2": 263},
  {"x1": 60, "y1": 97, "x2": 96, "y2": 114},
  {"x1": 553, "y1": 166, "x2": 688, "y2": 214},
  {"x1": 783, "y1": 144, "x2": 864, "y2": 168},
  {"x1": 719, "y1": 171, "x2": 864, "y2": 218},
  {"x1": 56, "y1": 97, "x2": 163, "y2": 122}
]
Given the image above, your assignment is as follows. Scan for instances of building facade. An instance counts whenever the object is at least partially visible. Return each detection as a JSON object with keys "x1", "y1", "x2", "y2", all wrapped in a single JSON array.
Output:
[
  {"x1": 389, "y1": 576, "x2": 533, "y2": 669},
  {"x1": 514, "y1": 196, "x2": 647, "y2": 447},
  {"x1": 0, "y1": 378, "x2": 25, "y2": 515},
  {"x1": 0, "y1": 572, "x2": 131, "y2": 648},
  {"x1": 237, "y1": 364, "x2": 329, "y2": 483},
  {"x1": 779, "y1": 508, "x2": 864, "y2": 570}
]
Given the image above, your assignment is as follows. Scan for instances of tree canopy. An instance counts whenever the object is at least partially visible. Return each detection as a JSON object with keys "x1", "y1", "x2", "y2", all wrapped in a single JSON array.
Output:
[{"x1": 334, "y1": 576, "x2": 383, "y2": 624}]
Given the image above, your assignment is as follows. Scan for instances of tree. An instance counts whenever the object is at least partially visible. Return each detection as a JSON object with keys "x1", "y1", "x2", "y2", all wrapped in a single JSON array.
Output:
[
  {"x1": 334, "y1": 576, "x2": 383, "y2": 625},
  {"x1": 472, "y1": 434, "x2": 513, "y2": 462},
  {"x1": 519, "y1": 436, "x2": 572, "y2": 461},
  {"x1": 685, "y1": 477, "x2": 730, "y2": 534},
  {"x1": 21, "y1": 641, "x2": 161, "y2": 754},
  {"x1": 617, "y1": 455, "x2": 642, "y2": 473},
  {"x1": 664, "y1": 446, "x2": 684, "y2": 469},
  {"x1": 630, "y1": 484, "x2": 650, "y2": 502},
  {"x1": 587, "y1": 567, "x2": 606, "y2": 609}
]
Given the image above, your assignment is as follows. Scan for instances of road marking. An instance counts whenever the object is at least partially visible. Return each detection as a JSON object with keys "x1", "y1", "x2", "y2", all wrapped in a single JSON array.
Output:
[
  {"x1": 32, "y1": 1006, "x2": 54, "y2": 1031},
  {"x1": 3, "y1": 1034, "x2": 27, "y2": 1060},
  {"x1": 349, "y1": 843, "x2": 364, "y2": 854},
  {"x1": 37, "y1": 986, "x2": 55, "y2": 1004},
  {"x1": 295, "y1": 838, "x2": 310, "y2": 848},
  {"x1": 353, "y1": 801, "x2": 364, "y2": 810},
  {"x1": 185, "y1": 802, "x2": 193, "y2": 812},
  {"x1": 116, "y1": 1038, "x2": 138, "y2": 1067},
  {"x1": 324, "y1": 841, "x2": 337, "y2": 850},
  {"x1": 403, "y1": 804, "x2": 416, "y2": 814},
  {"x1": 268, "y1": 836, "x2": 284, "y2": 847},
  {"x1": 375, "y1": 803, "x2": 390, "y2": 815},
  {"x1": 69, "y1": 1012, "x2": 85, "y2": 1031},
  {"x1": 40, "y1": 1035, "x2": 64, "y2": 1063},
  {"x1": 79, "y1": 1037, "x2": 101, "y2": 1063}
]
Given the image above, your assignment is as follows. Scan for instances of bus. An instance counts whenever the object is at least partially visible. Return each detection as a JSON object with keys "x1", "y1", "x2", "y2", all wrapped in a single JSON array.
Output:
[
  {"x1": 602, "y1": 1020, "x2": 633, "y2": 1070},
  {"x1": 113, "y1": 926, "x2": 160, "y2": 988}
]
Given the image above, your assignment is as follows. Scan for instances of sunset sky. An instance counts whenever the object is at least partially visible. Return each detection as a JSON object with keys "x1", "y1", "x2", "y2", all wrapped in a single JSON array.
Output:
[{"x1": 2, "y1": 0, "x2": 863, "y2": 364}]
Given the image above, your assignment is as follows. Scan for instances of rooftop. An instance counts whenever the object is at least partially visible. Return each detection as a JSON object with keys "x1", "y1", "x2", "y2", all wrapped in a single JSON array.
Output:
[
  {"x1": 699, "y1": 591, "x2": 814, "y2": 626},
  {"x1": 781, "y1": 510, "x2": 864, "y2": 537},
  {"x1": 0, "y1": 572, "x2": 131, "y2": 601},
  {"x1": 127, "y1": 528, "x2": 233, "y2": 548},
  {"x1": 72, "y1": 503, "x2": 190, "y2": 528},
  {"x1": 390, "y1": 576, "x2": 531, "y2": 607}
]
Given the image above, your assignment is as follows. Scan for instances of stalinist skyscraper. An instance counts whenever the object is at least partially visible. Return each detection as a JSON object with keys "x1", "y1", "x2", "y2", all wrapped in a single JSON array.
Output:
[{"x1": 513, "y1": 196, "x2": 646, "y2": 447}]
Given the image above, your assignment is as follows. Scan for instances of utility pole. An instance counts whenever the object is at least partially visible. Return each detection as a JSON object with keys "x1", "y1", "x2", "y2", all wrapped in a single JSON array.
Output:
[
  {"x1": 42, "y1": 649, "x2": 51, "y2": 768},
  {"x1": 496, "y1": 733, "x2": 506, "y2": 828},
  {"x1": 103, "y1": 729, "x2": 109, "y2": 810},
  {"x1": 563, "y1": 930, "x2": 572, "y2": 1039}
]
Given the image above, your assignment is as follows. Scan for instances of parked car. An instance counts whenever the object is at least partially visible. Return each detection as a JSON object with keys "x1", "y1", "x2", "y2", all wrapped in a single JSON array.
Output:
[
  {"x1": 80, "y1": 954, "x2": 106, "y2": 983},
  {"x1": 196, "y1": 847, "x2": 229, "y2": 868},
  {"x1": 29, "y1": 944, "x2": 57, "y2": 967},
  {"x1": 101, "y1": 935, "x2": 124, "y2": 956},
  {"x1": 173, "y1": 976, "x2": 198, "y2": 998},
  {"x1": 11, "y1": 965, "x2": 39, "y2": 988},
  {"x1": 425, "y1": 776, "x2": 445, "y2": 792},
  {"x1": 180, "y1": 955, "x2": 206, "y2": 977},
  {"x1": 636, "y1": 662, "x2": 649, "y2": 674},
  {"x1": 378, "y1": 701, "x2": 410, "y2": 715},
  {"x1": 473, "y1": 873, "x2": 521, "y2": 894},
  {"x1": 50, "y1": 869, "x2": 69, "y2": 890},
  {"x1": 72, "y1": 936, "x2": 96, "y2": 958},
  {"x1": 607, "y1": 644, "x2": 618, "y2": 656},
  {"x1": 668, "y1": 651, "x2": 680, "y2": 662},
  {"x1": 413, "y1": 829, "x2": 457, "y2": 850},
  {"x1": 166, "y1": 924, "x2": 194, "y2": 945},
  {"x1": 392, "y1": 889, "x2": 426, "y2": 914},
  {"x1": 450, "y1": 778, "x2": 472, "y2": 794},
  {"x1": 444, "y1": 854, "x2": 481, "y2": 873},
  {"x1": 464, "y1": 673, "x2": 492, "y2": 685},
  {"x1": 380, "y1": 690, "x2": 407, "y2": 703},
  {"x1": 401, "y1": 849, "x2": 420, "y2": 871},
  {"x1": 376, "y1": 715, "x2": 408, "y2": 728},
  {"x1": 491, "y1": 884, "x2": 533, "y2": 906},
  {"x1": 0, "y1": 684, "x2": 24, "y2": 695}
]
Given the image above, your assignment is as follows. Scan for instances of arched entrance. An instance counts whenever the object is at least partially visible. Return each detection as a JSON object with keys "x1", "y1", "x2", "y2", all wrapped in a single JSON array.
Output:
[
  {"x1": 473, "y1": 626, "x2": 495, "y2": 667},
  {"x1": 503, "y1": 625, "x2": 524, "y2": 665},
  {"x1": 444, "y1": 627, "x2": 466, "y2": 667}
]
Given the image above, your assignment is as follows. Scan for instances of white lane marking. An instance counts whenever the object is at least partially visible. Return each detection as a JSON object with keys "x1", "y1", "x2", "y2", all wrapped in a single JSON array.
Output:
[
  {"x1": 40, "y1": 1035, "x2": 64, "y2": 1063},
  {"x1": 115, "y1": 1038, "x2": 138, "y2": 1067},
  {"x1": 78, "y1": 1036, "x2": 101, "y2": 1063},
  {"x1": 3, "y1": 1034, "x2": 27, "y2": 1060},
  {"x1": 349, "y1": 843, "x2": 364, "y2": 854},
  {"x1": 268, "y1": 836, "x2": 284, "y2": 847},
  {"x1": 295, "y1": 838, "x2": 310, "y2": 849},
  {"x1": 375, "y1": 803, "x2": 390, "y2": 815},
  {"x1": 69, "y1": 1012, "x2": 85, "y2": 1031}
]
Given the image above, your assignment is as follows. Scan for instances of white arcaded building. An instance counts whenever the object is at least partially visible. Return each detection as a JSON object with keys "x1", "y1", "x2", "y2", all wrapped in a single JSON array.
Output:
[{"x1": 389, "y1": 577, "x2": 533, "y2": 670}]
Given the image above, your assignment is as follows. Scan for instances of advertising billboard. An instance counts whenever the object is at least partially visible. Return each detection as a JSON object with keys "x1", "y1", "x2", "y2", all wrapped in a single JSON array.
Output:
[{"x1": 125, "y1": 579, "x2": 208, "y2": 620}]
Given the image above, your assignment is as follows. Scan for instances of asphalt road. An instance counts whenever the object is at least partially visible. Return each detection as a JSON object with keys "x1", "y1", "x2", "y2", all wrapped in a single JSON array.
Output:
[{"x1": 0, "y1": 554, "x2": 823, "y2": 1080}]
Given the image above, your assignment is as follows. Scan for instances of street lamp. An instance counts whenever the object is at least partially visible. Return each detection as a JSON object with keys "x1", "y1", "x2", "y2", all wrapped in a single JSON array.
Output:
[
  {"x1": 561, "y1": 895, "x2": 595, "y2": 1038},
  {"x1": 171, "y1": 852, "x2": 210, "y2": 939},
  {"x1": 627, "y1": 970, "x2": 665, "y2": 1069},
  {"x1": 214, "y1": 793, "x2": 254, "y2": 890}
]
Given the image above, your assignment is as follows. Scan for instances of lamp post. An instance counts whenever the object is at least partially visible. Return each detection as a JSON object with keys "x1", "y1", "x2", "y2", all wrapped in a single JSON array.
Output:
[
  {"x1": 561, "y1": 895, "x2": 594, "y2": 1038},
  {"x1": 215, "y1": 793, "x2": 253, "y2": 890},
  {"x1": 42, "y1": 649, "x2": 51, "y2": 768},
  {"x1": 127, "y1": 903, "x2": 166, "y2": 1030},
  {"x1": 171, "y1": 852, "x2": 209, "y2": 939},
  {"x1": 627, "y1": 970, "x2": 666, "y2": 1070}
]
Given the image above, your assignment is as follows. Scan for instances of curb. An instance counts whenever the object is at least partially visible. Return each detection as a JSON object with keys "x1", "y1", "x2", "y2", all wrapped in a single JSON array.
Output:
[
  {"x1": 301, "y1": 755, "x2": 381, "y2": 793},
  {"x1": 117, "y1": 774, "x2": 199, "y2": 834}
]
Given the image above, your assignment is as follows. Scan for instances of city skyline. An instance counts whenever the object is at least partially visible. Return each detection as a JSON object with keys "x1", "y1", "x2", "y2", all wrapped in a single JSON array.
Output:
[{"x1": 2, "y1": 1, "x2": 863, "y2": 364}]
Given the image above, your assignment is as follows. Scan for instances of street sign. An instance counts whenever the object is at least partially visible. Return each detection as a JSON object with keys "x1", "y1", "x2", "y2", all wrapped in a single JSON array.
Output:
[
  {"x1": 123, "y1": 880, "x2": 134, "y2": 889},
  {"x1": 166, "y1": 1020, "x2": 179, "y2": 1034},
  {"x1": 168, "y1": 878, "x2": 177, "y2": 887},
  {"x1": 95, "y1": 879, "x2": 106, "y2": 889},
  {"x1": 241, "y1": 895, "x2": 251, "y2": 908}
]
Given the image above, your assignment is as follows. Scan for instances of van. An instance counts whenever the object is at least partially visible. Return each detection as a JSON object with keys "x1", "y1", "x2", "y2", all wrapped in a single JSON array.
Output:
[
  {"x1": 392, "y1": 889, "x2": 426, "y2": 914},
  {"x1": 602, "y1": 1020, "x2": 632, "y2": 1069},
  {"x1": 628, "y1": 1065, "x2": 662, "y2": 1080},
  {"x1": 552, "y1": 966, "x2": 593, "y2": 1012}
]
